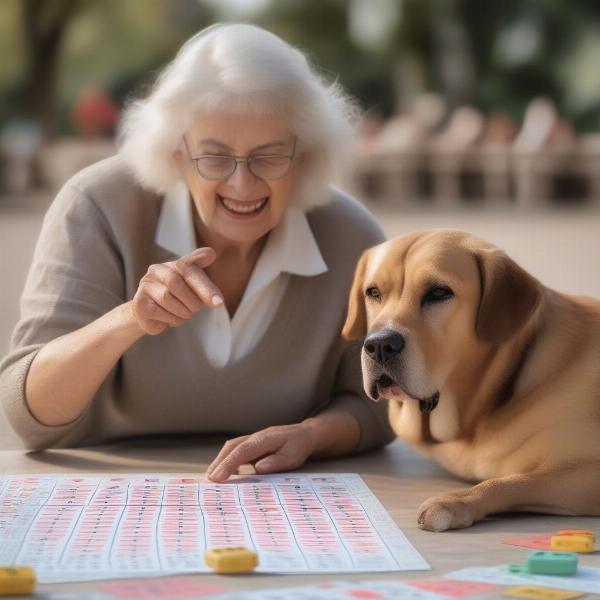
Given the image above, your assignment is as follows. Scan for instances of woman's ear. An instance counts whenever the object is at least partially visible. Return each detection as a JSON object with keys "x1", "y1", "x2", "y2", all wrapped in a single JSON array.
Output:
[
  {"x1": 474, "y1": 248, "x2": 542, "y2": 346},
  {"x1": 172, "y1": 147, "x2": 188, "y2": 179},
  {"x1": 342, "y1": 249, "x2": 370, "y2": 341},
  {"x1": 172, "y1": 148, "x2": 184, "y2": 164}
]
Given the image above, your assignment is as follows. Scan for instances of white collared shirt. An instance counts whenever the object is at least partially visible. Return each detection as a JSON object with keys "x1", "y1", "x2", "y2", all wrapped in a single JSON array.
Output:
[{"x1": 155, "y1": 182, "x2": 328, "y2": 368}]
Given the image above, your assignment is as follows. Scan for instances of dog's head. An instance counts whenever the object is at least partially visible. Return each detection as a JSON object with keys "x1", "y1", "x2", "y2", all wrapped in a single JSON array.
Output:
[{"x1": 343, "y1": 230, "x2": 542, "y2": 430}]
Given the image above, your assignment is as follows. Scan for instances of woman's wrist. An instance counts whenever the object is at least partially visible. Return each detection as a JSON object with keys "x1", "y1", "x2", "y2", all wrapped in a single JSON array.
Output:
[
  {"x1": 114, "y1": 301, "x2": 147, "y2": 344},
  {"x1": 302, "y1": 410, "x2": 361, "y2": 457}
]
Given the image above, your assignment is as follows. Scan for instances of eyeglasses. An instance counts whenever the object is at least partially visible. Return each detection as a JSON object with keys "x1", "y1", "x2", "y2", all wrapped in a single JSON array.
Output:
[{"x1": 183, "y1": 136, "x2": 296, "y2": 181}]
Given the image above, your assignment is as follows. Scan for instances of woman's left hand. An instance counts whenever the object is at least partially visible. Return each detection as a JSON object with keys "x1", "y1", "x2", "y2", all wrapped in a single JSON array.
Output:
[
  {"x1": 206, "y1": 412, "x2": 360, "y2": 482},
  {"x1": 206, "y1": 422, "x2": 318, "y2": 482}
]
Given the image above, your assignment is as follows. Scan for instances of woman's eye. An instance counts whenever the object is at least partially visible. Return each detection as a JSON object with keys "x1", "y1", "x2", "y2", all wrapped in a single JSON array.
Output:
[
  {"x1": 365, "y1": 287, "x2": 381, "y2": 301},
  {"x1": 252, "y1": 155, "x2": 288, "y2": 167},
  {"x1": 199, "y1": 156, "x2": 232, "y2": 168},
  {"x1": 422, "y1": 286, "x2": 454, "y2": 305}
]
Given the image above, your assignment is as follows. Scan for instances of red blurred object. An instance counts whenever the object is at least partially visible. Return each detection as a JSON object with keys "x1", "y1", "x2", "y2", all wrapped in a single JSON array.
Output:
[{"x1": 72, "y1": 88, "x2": 119, "y2": 138}]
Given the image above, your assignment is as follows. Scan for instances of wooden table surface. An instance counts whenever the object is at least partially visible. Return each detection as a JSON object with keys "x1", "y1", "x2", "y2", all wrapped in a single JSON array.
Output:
[{"x1": 2, "y1": 436, "x2": 599, "y2": 598}]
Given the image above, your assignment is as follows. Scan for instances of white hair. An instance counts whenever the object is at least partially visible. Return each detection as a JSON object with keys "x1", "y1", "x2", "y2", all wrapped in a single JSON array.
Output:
[{"x1": 117, "y1": 23, "x2": 360, "y2": 209}]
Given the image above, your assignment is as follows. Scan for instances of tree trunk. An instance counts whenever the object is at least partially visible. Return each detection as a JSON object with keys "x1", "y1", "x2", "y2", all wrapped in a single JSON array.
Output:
[{"x1": 22, "y1": 0, "x2": 82, "y2": 139}]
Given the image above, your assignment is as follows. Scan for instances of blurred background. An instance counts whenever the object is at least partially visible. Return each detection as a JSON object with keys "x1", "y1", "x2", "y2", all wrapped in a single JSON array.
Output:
[{"x1": 1, "y1": 0, "x2": 600, "y2": 447}]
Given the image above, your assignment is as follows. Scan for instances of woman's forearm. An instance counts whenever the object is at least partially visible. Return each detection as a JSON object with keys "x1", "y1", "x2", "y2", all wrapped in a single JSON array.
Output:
[
  {"x1": 303, "y1": 410, "x2": 361, "y2": 457},
  {"x1": 25, "y1": 301, "x2": 145, "y2": 426}
]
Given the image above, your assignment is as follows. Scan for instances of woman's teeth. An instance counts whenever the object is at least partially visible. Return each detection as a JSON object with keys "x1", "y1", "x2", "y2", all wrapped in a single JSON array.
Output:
[{"x1": 220, "y1": 196, "x2": 268, "y2": 214}]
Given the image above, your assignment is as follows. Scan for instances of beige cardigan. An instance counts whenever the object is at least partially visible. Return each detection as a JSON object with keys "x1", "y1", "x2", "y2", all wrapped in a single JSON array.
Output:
[{"x1": 0, "y1": 156, "x2": 394, "y2": 451}]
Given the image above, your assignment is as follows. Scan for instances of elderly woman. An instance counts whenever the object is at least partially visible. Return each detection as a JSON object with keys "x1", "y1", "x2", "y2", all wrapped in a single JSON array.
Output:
[{"x1": 0, "y1": 24, "x2": 393, "y2": 480}]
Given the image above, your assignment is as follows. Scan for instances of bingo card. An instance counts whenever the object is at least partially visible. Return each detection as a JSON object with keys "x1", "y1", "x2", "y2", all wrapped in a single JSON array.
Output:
[{"x1": 0, "y1": 473, "x2": 429, "y2": 583}]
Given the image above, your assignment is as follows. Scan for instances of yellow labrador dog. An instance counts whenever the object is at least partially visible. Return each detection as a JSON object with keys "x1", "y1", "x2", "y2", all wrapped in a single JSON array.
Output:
[{"x1": 343, "y1": 229, "x2": 600, "y2": 532}]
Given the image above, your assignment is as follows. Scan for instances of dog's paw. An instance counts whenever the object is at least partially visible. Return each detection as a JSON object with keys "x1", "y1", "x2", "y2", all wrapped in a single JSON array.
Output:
[{"x1": 417, "y1": 496, "x2": 475, "y2": 532}]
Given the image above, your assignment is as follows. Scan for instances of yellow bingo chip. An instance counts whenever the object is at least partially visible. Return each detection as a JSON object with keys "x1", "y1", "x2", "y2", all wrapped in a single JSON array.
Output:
[
  {"x1": 204, "y1": 547, "x2": 258, "y2": 573},
  {"x1": 0, "y1": 566, "x2": 36, "y2": 596},
  {"x1": 551, "y1": 535, "x2": 595, "y2": 553},
  {"x1": 557, "y1": 530, "x2": 596, "y2": 544},
  {"x1": 503, "y1": 586, "x2": 584, "y2": 600}
]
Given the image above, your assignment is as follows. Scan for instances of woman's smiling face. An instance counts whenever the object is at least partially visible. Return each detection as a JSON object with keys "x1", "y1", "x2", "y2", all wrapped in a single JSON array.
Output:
[{"x1": 177, "y1": 111, "x2": 298, "y2": 246}]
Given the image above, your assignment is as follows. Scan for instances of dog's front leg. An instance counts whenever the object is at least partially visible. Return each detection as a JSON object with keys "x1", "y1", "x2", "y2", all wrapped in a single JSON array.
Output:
[{"x1": 417, "y1": 464, "x2": 600, "y2": 532}]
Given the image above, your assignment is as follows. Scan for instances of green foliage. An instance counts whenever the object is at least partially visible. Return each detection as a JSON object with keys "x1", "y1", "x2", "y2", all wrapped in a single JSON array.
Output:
[{"x1": 1, "y1": 0, "x2": 600, "y2": 136}]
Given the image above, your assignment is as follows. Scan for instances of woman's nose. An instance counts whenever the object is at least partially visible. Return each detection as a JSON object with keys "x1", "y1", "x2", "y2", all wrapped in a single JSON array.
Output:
[{"x1": 226, "y1": 160, "x2": 257, "y2": 193}]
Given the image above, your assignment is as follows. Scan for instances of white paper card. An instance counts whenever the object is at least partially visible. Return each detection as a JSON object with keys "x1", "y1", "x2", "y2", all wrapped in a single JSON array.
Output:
[
  {"x1": 0, "y1": 473, "x2": 429, "y2": 583},
  {"x1": 448, "y1": 565, "x2": 600, "y2": 594}
]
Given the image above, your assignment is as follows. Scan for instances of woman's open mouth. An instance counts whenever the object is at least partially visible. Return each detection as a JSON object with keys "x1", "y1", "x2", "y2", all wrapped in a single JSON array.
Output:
[{"x1": 218, "y1": 194, "x2": 268, "y2": 217}]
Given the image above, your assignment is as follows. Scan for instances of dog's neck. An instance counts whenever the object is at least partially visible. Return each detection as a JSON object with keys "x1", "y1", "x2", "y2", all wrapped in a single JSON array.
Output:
[
  {"x1": 443, "y1": 303, "x2": 544, "y2": 439},
  {"x1": 493, "y1": 332, "x2": 537, "y2": 410},
  {"x1": 452, "y1": 287, "x2": 594, "y2": 439},
  {"x1": 460, "y1": 344, "x2": 528, "y2": 439}
]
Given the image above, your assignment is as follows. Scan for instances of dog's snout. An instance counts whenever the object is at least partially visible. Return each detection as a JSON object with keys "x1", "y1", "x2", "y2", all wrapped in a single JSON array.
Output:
[{"x1": 364, "y1": 329, "x2": 405, "y2": 364}]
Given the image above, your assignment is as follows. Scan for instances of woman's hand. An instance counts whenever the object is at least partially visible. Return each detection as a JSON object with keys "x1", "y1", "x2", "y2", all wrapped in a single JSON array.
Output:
[
  {"x1": 206, "y1": 411, "x2": 361, "y2": 482},
  {"x1": 131, "y1": 247, "x2": 224, "y2": 335}
]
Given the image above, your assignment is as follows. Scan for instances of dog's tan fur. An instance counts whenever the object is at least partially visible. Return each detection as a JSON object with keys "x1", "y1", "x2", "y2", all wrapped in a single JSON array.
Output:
[{"x1": 343, "y1": 229, "x2": 600, "y2": 531}]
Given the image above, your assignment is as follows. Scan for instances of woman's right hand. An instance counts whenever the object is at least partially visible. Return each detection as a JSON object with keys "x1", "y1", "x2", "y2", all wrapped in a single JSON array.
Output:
[{"x1": 130, "y1": 247, "x2": 224, "y2": 335}]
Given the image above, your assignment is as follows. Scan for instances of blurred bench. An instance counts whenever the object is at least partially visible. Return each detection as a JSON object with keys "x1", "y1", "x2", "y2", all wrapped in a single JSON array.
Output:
[{"x1": 349, "y1": 96, "x2": 600, "y2": 207}]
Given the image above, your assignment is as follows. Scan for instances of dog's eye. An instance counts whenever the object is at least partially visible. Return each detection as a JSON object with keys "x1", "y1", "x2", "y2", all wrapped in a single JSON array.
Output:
[
  {"x1": 422, "y1": 286, "x2": 454, "y2": 305},
  {"x1": 365, "y1": 286, "x2": 381, "y2": 301}
]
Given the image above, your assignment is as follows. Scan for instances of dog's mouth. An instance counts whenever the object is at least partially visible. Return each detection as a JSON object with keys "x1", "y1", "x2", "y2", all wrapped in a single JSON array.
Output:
[{"x1": 371, "y1": 374, "x2": 440, "y2": 413}]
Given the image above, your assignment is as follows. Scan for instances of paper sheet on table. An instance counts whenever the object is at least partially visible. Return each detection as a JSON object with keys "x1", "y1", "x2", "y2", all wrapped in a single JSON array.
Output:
[
  {"x1": 97, "y1": 575, "x2": 227, "y2": 597},
  {"x1": 32, "y1": 580, "x2": 451, "y2": 600},
  {"x1": 214, "y1": 579, "x2": 452, "y2": 599},
  {"x1": 0, "y1": 473, "x2": 429, "y2": 583},
  {"x1": 447, "y1": 565, "x2": 600, "y2": 595}
]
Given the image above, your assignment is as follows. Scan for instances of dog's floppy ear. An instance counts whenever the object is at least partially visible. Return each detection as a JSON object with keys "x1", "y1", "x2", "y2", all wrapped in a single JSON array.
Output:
[
  {"x1": 342, "y1": 249, "x2": 370, "y2": 341},
  {"x1": 474, "y1": 248, "x2": 541, "y2": 346}
]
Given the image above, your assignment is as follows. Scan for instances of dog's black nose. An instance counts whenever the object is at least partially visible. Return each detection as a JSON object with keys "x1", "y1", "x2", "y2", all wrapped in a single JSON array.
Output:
[{"x1": 364, "y1": 329, "x2": 405, "y2": 364}]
